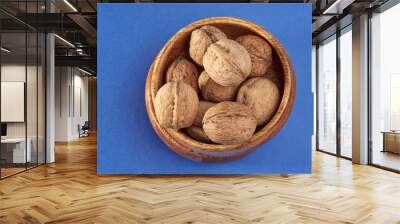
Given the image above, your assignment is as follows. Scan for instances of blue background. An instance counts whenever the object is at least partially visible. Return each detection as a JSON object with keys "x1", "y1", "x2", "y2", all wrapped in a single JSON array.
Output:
[{"x1": 98, "y1": 3, "x2": 312, "y2": 174}]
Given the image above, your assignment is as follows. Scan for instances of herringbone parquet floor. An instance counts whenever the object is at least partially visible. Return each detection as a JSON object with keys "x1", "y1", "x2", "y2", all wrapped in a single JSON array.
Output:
[{"x1": 1, "y1": 134, "x2": 400, "y2": 224}]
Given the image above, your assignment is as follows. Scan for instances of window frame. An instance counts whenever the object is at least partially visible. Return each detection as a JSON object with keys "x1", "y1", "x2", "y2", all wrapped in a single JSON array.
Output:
[{"x1": 316, "y1": 24, "x2": 353, "y2": 161}]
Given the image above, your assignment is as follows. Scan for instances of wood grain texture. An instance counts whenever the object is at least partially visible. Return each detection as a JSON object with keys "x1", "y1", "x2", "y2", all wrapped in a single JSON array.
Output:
[
  {"x1": 1, "y1": 135, "x2": 400, "y2": 223},
  {"x1": 145, "y1": 17, "x2": 296, "y2": 162}
]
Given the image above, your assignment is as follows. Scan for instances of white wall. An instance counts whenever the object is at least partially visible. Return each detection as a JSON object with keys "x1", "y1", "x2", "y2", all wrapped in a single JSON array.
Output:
[
  {"x1": 1, "y1": 65, "x2": 25, "y2": 139},
  {"x1": 1, "y1": 64, "x2": 41, "y2": 138},
  {"x1": 1, "y1": 63, "x2": 46, "y2": 164},
  {"x1": 55, "y1": 66, "x2": 70, "y2": 141},
  {"x1": 55, "y1": 67, "x2": 89, "y2": 141},
  {"x1": 312, "y1": 45, "x2": 316, "y2": 150},
  {"x1": 1, "y1": 65, "x2": 28, "y2": 140},
  {"x1": 72, "y1": 73, "x2": 89, "y2": 138}
]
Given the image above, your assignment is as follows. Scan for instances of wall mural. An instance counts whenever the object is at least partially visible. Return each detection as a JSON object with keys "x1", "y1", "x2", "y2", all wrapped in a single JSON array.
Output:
[{"x1": 98, "y1": 3, "x2": 312, "y2": 174}]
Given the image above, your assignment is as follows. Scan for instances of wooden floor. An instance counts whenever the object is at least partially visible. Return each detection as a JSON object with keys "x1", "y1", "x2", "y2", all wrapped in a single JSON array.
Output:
[
  {"x1": 1, "y1": 167, "x2": 26, "y2": 178},
  {"x1": 1, "y1": 135, "x2": 400, "y2": 224},
  {"x1": 373, "y1": 150, "x2": 400, "y2": 171}
]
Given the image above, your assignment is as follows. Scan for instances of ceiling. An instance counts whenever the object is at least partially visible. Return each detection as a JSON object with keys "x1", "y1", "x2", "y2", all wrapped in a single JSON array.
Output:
[{"x1": 0, "y1": 0, "x2": 391, "y2": 74}]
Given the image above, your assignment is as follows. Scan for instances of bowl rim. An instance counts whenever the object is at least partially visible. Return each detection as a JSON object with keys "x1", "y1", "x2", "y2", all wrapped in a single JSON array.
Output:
[{"x1": 145, "y1": 16, "x2": 296, "y2": 153}]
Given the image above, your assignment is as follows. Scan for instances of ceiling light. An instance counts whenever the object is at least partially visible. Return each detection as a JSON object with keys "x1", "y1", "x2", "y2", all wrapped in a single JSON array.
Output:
[
  {"x1": 322, "y1": 0, "x2": 354, "y2": 15},
  {"x1": 54, "y1": 34, "x2": 75, "y2": 48},
  {"x1": 323, "y1": 0, "x2": 341, "y2": 14},
  {"x1": 63, "y1": 0, "x2": 78, "y2": 12},
  {"x1": 1, "y1": 47, "x2": 11, "y2": 53},
  {"x1": 76, "y1": 48, "x2": 86, "y2": 56},
  {"x1": 78, "y1": 67, "x2": 93, "y2": 76}
]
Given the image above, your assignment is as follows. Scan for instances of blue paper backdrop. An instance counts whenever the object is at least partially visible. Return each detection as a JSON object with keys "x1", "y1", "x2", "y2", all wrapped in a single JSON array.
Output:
[{"x1": 98, "y1": 3, "x2": 312, "y2": 174}]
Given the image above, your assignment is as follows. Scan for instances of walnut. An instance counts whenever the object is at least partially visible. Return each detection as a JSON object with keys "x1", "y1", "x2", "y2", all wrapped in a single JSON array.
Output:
[
  {"x1": 198, "y1": 71, "x2": 238, "y2": 102},
  {"x1": 186, "y1": 126, "x2": 212, "y2": 143},
  {"x1": 166, "y1": 56, "x2": 199, "y2": 93},
  {"x1": 236, "y1": 77, "x2": 280, "y2": 126},
  {"x1": 193, "y1": 100, "x2": 216, "y2": 127},
  {"x1": 203, "y1": 102, "x2": 257, "y2": 145},
  {"x1": 189, "y1": 25, "x2": 227, "y2": 65},
  {"x1": 203, "y1": 39, "x2": 252, "y2": 87},
  {"x1": 236, "y1": 35, "x2": 273, "y2": 77},
  {"x1": 154, "y1": 81, "x2": 199, "y2": 130}
]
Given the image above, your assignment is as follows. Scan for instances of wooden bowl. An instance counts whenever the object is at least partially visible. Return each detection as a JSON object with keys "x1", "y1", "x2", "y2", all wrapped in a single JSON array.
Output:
[{"x1": 145, "y1": 17, "x2": 295, "y2": 163}]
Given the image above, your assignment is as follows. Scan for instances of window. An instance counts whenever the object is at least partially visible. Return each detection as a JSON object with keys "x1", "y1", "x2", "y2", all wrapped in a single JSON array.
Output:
[
  {"x1": 339, "y1": 27, "x2": 352, "y2": 158},
  {"x1": 0, "y1": 1, "x2": 47, "y2": 179},
  {"x1": 370, "y1": 3, "x2": 400, "y2": 171},
  {"x1": 316, "y1": 25, "x2": 353, "y2": 159},
  {"x1": 317, "y1": 35, "x2": 337, "y2": 154}
]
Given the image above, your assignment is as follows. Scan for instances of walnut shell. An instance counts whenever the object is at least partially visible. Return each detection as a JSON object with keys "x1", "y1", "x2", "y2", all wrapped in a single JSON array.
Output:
[
  {"x1": 203, "y1": 39, "x2": 252, "y2": 87},
  {"x1": 264, "y1": 60, "x2": 283, "y2": 89},
  {"x1": 198, "y1": 71, "x2": 238, "y2": 102},
  {"x1": 186, "y1": 126, "x2": 212, "y2": 143},
  {"x1": 237, "y1": 77, "x2": 280, "y2": 126},
  {"x1": 166, "y1": 56, "x2": 199, "y2": 93},
  {"x1": 189, "y1": 25, "x2": 227, "y2": 66},
  {"x1": 236, "y1": 35, "x2": 273, "y2": 77},
  {"x1": 193, "y1": 100, "x2": 216, "y2": 127},
  {"x1": 203, "y1": 102, "x2": 257, "y2": 145},
  {"x1": 154, "y1": 81, "x2": 199, "y2": 130}
]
